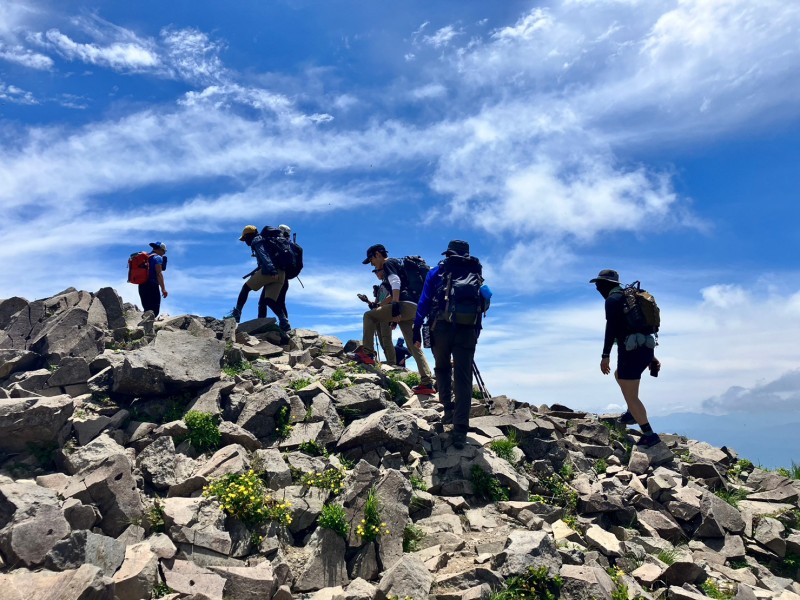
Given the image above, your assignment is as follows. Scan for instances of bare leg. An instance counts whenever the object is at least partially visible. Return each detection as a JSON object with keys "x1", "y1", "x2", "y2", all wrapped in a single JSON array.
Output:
[{"x1": 615, "y1": 370, "x2": 649, "y2": 425}]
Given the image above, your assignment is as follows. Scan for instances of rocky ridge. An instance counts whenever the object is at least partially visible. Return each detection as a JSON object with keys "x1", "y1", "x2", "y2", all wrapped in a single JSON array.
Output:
[{"x1": 0, "y1": 287, "x2": 798, "y2": 600}]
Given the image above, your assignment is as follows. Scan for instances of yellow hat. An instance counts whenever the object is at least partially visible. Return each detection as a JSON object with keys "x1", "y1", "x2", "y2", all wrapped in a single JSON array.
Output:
[{"x1": 239, "y1": 225, "x2": 258, "y2": 241}]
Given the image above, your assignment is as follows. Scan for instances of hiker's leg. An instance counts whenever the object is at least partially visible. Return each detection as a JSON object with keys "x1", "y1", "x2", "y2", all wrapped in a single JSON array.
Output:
[
  {"x1": 431, "y1": 323, "x2": 455, "y2": 413},
  {"x1": 139, "y1": 281, "x2": 158, "y2": 314},
  {"x1": 399, "y1": 312, "x2": 433, "y2": 386},
  {"x1": 236, "y1": 283, "x2": 251, "y2": 312},
  {"x1": 276, "y1": 280, "x2": 289, "y2": 319},
  {"x1": 362, "y1": 304, "x2": 393, "y2": 357},
  {"x1": 616, "y1": 376, "x2": 649, "y2": 425},
  {"x1": 257, "y1": 288, "x2": 268, "y2": 319},
  {"x1": 451, "y1": 325, "x2": 478, "y2": 431},
  {"x1": 377, "y1": 322, "x2": 393, "y2": 358}
]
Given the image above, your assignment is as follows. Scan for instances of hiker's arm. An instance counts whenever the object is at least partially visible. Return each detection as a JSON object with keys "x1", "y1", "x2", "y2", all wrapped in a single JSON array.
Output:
[
  {"x1": 413, "y1": 266, "x2": 438, "y2": 347},
  {"x1": 155, "y1": 264, "x2": 168, "y2": 298},
  {"x1": 253, "y1": 238, "x2": 277, "y2": 275}
]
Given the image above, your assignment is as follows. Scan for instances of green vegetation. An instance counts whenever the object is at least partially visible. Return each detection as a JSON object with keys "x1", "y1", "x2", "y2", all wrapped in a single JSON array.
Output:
[
  {"x1": 337, "y1": 454, "x2": 356, "y2": 470},
  {"x1": 594, "y1": 458, "x2": 608, "y2": 475},
  {"x1": 471, "y1": 465, "x2": 510, "y2": 502},
  {"x1": 410, "y1": 474, "x2": 428, "y2": 491},
  {"x1": 559, "y1": 463, "x2": 575, "y2": 481},
  {"x1": 147, "y1": 499, "x2": 166, "y2": 533},
  {"x1": 715, "y1": 487, "x2": 749, "y2": 508},
  {"x1": 541, "y1": 474, "x2": 578, "y2": 516},
  {"x1": 323, "y1": 368, "x2": 349, "y2": 392},
  {"x1": 490, "y1": 431, "x2": 519, "y2": 463},
  {"x1": 183, "y1": 410, "x2": 221, "y2": 452},
  {"x1": 302, "y1": 468, "x2": 346, "y2": 495},
  {"x1": 203, "y1": 470, "x2": 292, "y2": 527},
  {"x1": 700, "y1": 580, "x2": 735, "y2": 600},
  {"x1": 27, "y1": 440, "x2": 58, "y2": 469},
  {"x1": 775, "y1": 461, "x2": 800, "y2": 480},
  {"x1": 275, "y1": 405, "x2": 293, "y2": 440},
  {"x1": 151, "y1": 583, "x2": 174, "y2": 599},
  {"x1": 298, "y1": 439, "x2": 329, "y2": 457},
  {"x1": 727, "y1": 458, "x2": 754, "y2": 480},
  {"x1": 657, "y1": 547, "x2": 679, "y2": 565},
  {"x1": 403, "y1": 524, "x2": 425, "y2": 552},
  {"x1": 387, "y1": 370, "x2": 421, "y2": 398},
  {"x1": 528, "y1": 494, "x2": 546, "y2": 503},
  {"x1": 356, "y1": 487, "x2": 390, "y2": 542},
  {"x1": 222, "y1": 359, "x2": 270, "y2": 383},
  {"x1": 318, "y1": 503, "x2": 349, "y2": 539},
  {"x1": 289, "y1": 377, "x2": 313, "y2": 391},
  {"x1": 488, "y1": 566, "x2": 563, "y2": 600},
  {"x1": 472, "y1": 386, "x2": 485, "y2": 400}
]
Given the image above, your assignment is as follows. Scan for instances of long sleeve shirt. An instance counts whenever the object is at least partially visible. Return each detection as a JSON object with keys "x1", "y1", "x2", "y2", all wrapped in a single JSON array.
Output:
[
  {"x1": 414, "y1": 264, "x2": 441, "y2": 328},
  {"x1": 603, "y1": 289, "x2": 626, "y2": 355},
  {"x1": 251, "y1": 235, "x2": 277, "y2": 275}
]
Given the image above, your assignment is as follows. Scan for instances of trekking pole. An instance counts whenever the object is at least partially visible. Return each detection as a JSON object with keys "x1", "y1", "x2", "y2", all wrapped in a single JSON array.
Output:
[
  {"x1": 374, "y1": 332, "x2": 382, "y2": 363},
  {"x1": 472, "y1": 361, "x2": 491, "y2": 400}
]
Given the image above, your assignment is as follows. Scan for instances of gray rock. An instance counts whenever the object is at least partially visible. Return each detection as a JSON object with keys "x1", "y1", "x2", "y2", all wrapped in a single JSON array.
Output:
[
  {"x1": 492, "y1": 530, "x2": 562, "y2": 577},
  {"x1": 63, "y1": 498, "x2": 98, "y2": 530},
  {"x1": 163, "y1": 558, "x2": 227, "y2": 599},
  {"x1": 112, "y1": 329, "x2": 225, "y2": 395},
  {"x1": 696, "y1": 492, "x2": 745, "y2": 537},
  {"x1": 337, "y1": 408, "x2": 419, "y2": 457},
  {"x1": 636, "y1": 509, "x2": 684, "y2": 543},
  {"x1": 349, "y1": 543, "x2": 380, "y2": 581},
  {"x1": 661, "y1": 555, "x2": 707, "y2": 585},
  {"x1": 28, "y1": 304, "x2": 106, "y2": 362},
  {"x1": 219, "y1": 421, "x2": 262, "y2": 451},
  {"x1": 95, "y1": 287, "x2": 127, "y2": 330},
  {"x1": 374, "y1": 469, "x2": 412, "y2": 571},
  {"x1": 377, "y1": 555, "x2": 434, "y2": 600},
  {"x1": 210, "y1": 562, "x2": 278, "y2": 599},
  {"x1": 559, "y1": 564, "x2": 615, "y2": 600},
  {"x1": 295, "y1": 527, "x2": 350, "y2": 592},
  {"x1": 137, "y1": 435, "x2": 178, "y2": 489},
  {"x1": 333, "y1": 384, "x2": 391, "y2": 415},
  {"x1": 44, "y1": 530, "x2": 125, "y2": 577},
  {"x1": 754, "y1": 516, "x2": 786, "y2": 557},
  {"x1": 465, "y1": 448, "x2": 529, "y2": 501},
  {"x1": 233, "y1": 385, "x2": 291, "y2": 440},
  {"x1": 63, "y1": 433, "x2": 127, "y2": 474},
  {"x1": 584, "y1": 524, "x2": 624, "y2": 557},
  {"x1": 187, "y1": 380, "x2": 235, "y2": 416},
  {"x1": 0, "y1": 349, "x2": 38, "y2": 379},
  {"x1": 237, "y1": 317, "x2": 278, "y2": 336},
  {"x1": 0, "y1": 394, "x2": 74, "y2": 453},
  {"x1": 0, "y1": 564, "x2": 114, "y2": 600},
  {"x1": 0, "y1": 500, "x2": 70, "y2": 567},
  {"x1": 344, "y1": 577, "x2": 378, "y2": 600},
  {"x1": 162, "y1": 496, "x2": 231, "y2": 555},
  {"x1": 47, "y1": 357, "x2": 91, "y2": 387},
  {"x1": 0, "y1": 296, "x2": 28, "y2": 330},
  {"x1": 65, "y1": 454, "x2": 144, "y2": 537},
  {"x1": 253, "y1": 448, "x2": 292, "y2": 490},
  {"x1": 72, "y1": 413, "x2": 113, "y2": 446},
  {"x1": 195, "y1": 444, "x2": 250, "y2": 481}
]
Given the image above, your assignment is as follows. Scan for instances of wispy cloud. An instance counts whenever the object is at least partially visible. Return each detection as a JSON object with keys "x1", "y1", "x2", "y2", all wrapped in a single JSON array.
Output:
[
  {"x1": 41, "y1": 28, "x2": 159, "y2": 70},
  {"x1": 0, "y1": 42, "x2": 53, "y2": 69},
  {"x1": 0, "y1": 80, "x2": 37, "y2": 104}
]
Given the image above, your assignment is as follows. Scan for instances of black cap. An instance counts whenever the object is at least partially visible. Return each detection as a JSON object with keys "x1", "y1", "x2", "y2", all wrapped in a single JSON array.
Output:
[
  {"x1": 442, "y1": 240, "x2": 469, "y2": 256},
  {"x1": 362, "y1": 244, "x2": 387, "y2": 264},
  {"x1": 589, "y1": 269, "x2": 621, "y2": 284}
]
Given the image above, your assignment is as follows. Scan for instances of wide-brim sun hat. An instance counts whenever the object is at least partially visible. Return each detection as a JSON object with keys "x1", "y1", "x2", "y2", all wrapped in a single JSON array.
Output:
[{"x1": 589, "y1": 269, "x2": 621, "y2": 284}]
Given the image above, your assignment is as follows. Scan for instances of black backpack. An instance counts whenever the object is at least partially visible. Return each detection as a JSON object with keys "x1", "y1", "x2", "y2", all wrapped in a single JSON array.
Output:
[
  {"x1": 284, "y1": 238, "x2": 304, "y2": 280},
  {"x1": 401, "y1": 256, "x2": 430, "y2": 303},
  {"x1": 620, "y1": 281, "x2": 660, "y2": 336},
  {"x1": 436, "y1": 255, "x2": 486, "y2": 325},
  {"x1": 260, "y1": 226, "x2": 296, "y2": 273}
]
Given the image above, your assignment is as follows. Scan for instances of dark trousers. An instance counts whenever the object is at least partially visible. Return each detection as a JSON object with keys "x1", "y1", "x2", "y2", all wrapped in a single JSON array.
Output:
[
  {"x1": 258, "y1": 279, "x2": 289, "y2": 322},
  {"x1": 138, "y1": 280, "x2": 161, "y2": 317},
  {"x1": 430, "y1": 321, "x2": 478, "y2": 432}
]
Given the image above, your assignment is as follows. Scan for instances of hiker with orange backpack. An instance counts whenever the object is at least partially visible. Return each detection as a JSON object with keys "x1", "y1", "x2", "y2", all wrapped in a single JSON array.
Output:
[
  {"x1": 130, "y1": 242, "x2": 168, "y2": 317},
  {"x1": 591, "y1": 269, "x2": 662, "y2": 448}
]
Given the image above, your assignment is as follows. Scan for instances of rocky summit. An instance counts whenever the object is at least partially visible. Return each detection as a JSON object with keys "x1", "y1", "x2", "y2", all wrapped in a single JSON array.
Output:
[{"x1": 0, "y1": 288, "x2": 798, "y2": 600}]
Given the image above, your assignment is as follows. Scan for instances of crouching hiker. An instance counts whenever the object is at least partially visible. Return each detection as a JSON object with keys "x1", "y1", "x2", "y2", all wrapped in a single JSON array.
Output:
[
  {"x1": 591, "y1": 269, "x2": 662, "y2": 448},
  {"x1": 352, "y1": 243, "x2": 436, "y2": 395},
  {"x1": 229, "y1": 225, "x2": 286, "y2": 325},
  {"x1": 413, "y1": 240, "x2": 491, "y2": 449},
  {"x1": 257, "y1": 224, "x2": 295, "y2": 332}
]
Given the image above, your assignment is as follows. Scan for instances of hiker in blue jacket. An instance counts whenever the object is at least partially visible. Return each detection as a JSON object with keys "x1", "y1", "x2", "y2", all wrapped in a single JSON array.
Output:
[
  {"x1": 591, "y1": 269, "x2": 661, "y2": 448},
  {"x1": 413, "y1": 240, "x2": 489, "y2": 449},
  {"x1": 229, "y1": 225, "x2": 286, "y2": 324},
  {"x1": 257, "y1": 224, "x2": 292, "y2": 332},
  {"x1": 394, "y1": 338, "x2": 411, "y2": 367}
]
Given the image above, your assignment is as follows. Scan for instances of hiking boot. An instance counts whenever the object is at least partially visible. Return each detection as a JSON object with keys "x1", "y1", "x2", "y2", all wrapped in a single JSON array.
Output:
[
  {"x1": 619, "y1": 410, "x2": 636, "y2": 425},
  {"x1": 636, "y1": 432, "x2": 662, "y2": 448},
  {"x1": 451, "y1": 430, "x2": 467, "y2": 450},
  {"x1": 412, "y1": 383, "x2": 436, "y2": 396},
  {"x1": 279, "y1": 320, "x2": 292, "y2": 332},
  {"x1": 226, "y1": 307, "x2": 242, "y2": 323},
  {"x1": 351, "y1": 347, "x2": 376, "y2": 365}
]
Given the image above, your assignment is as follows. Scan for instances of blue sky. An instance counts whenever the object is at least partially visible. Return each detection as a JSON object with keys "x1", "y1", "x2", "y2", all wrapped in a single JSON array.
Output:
[{"x1": 1, "y1": 0, "x2": 799, "y2": 463}]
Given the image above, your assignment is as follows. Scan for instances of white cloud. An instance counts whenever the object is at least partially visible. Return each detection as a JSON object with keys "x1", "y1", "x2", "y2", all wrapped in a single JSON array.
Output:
[
  {"x1": 703, "y1": 370, "x2": 800, "y2": 414},
  {"x1": 161, "y1": 27, "x2": 226, "y2": 83},
  {"x1": 410, "y1": 83, "x2": 446, "y2": 100},
  {"x1": 0, "y1": 80, "x2": 37, "y2": 104},
  {"x1": 0, "y1": 43, "x2": 53, "y2": 69},
  {"x1": 424, "y1": 25, "x2": 461, "y2": 48},
  {"x1": 42, "y1": 28, "x2": 159, "y2": 70}
]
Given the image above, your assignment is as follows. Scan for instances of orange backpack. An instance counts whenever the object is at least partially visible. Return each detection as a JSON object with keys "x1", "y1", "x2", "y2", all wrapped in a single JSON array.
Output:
[{"x1": 127, "y1": 252, "x2": 151, "y2": 285}]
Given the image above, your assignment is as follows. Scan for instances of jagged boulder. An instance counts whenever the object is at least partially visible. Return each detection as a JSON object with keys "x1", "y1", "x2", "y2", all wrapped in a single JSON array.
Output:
[
  {"x1": 337, "y1": 408, "x2": 419, "y2": 457},
  {"x1": 0, "y1": 394, "x2": 74, "y2": 453},
  {"x1": 492, "y1": 530, "x2": 562, "y2": 577},
  {"x1": 44, "y1": 530, "x2": 125, "y2": 576},
  {"x1": 295, "y1": 527, "x2": 349, "y2": 591},
  {"x1": 0, "y1": 564, "x2": 115, "y2": 600},
  {"x1": 0, "y1": 349, "x2": 38, "y2": 379},
  {"x1": 112, "y1": 328, "x2": 225, "y2": 395},
  {"x1": 377, "y1": 555, "x2": 433, "y2": 600}
]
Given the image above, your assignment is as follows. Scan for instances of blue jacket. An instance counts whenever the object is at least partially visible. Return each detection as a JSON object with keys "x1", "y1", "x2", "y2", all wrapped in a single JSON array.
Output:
[
  {"x1": 251, "y1": 235, "x2": 277, "y2": 275},
  {"x1": 414, "y1": 264, "x2": 442, "y2": 328}
]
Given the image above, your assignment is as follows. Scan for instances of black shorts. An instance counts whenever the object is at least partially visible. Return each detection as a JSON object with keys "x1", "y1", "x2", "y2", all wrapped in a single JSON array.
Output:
[{"x1": 617, "y1": 346, "x2": 654, "y2": 380}]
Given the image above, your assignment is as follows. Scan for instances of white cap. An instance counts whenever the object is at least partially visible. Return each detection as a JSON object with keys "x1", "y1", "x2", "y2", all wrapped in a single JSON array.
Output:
[{"x1": 278, "y1": 224, "x2": 291, "y2": 237}]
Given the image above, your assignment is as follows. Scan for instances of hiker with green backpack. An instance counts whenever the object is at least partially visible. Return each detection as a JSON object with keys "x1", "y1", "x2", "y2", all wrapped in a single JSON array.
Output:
[
  {"x1": 351, "y1": 243, "x2": 436, "y2": 395},
  {"x1": 591, "y1": 269, "x2": 662, "y2": 448}
]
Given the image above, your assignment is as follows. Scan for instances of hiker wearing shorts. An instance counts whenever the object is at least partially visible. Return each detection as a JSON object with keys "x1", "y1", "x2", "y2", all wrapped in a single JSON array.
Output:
[
  {"x1": 413, "y1": 240, "x2": 487, "y2": 449},
  {"x1": 139, "y1": 241, "x2": 168, "y2": 317},
  {"x1": 258, "y1": 224, "x2": 292, "y2": 332},
  {"x1": 352, "y1": 243, "x2": 435, "y2": 395},
  {"x1": 230, "y1": 226, "x2": 286, "y2": 324},
  {"x1": 591, "y1": 269, "x2": 661, "y2": 448}
]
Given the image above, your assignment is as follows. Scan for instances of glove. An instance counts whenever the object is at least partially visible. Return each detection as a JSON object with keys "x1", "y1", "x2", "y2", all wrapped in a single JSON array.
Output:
[
  {"x1": 391, "y1": 301, "x2": 401, "y2": 318},
  {"x1": 412, "y1": 324, "x2": 422, "y2": 345}
]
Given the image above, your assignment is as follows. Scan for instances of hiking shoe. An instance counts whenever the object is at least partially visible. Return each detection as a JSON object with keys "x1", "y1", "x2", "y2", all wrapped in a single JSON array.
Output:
[
  {"x1": 636, "y1": 432, "x2": 662, "y2": 448},
  {"x1": 226, "y1": 307, "x2": 242, "y2": 323},
  {"x1": 412, "y1": 383, "x2": 436, "y2": 396},
  {"x1": 351, "y1": 347, "x2": 376, "y2": 365},
  {"x1": 279, "y1": 321, "x2": 292, "y2": 332},
  {"x1": 619, "y1": 410, "x2": 636, "y2": 425},
  {"x1": 451, "y1": 431, "x2": 467, "y2": 450}
]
